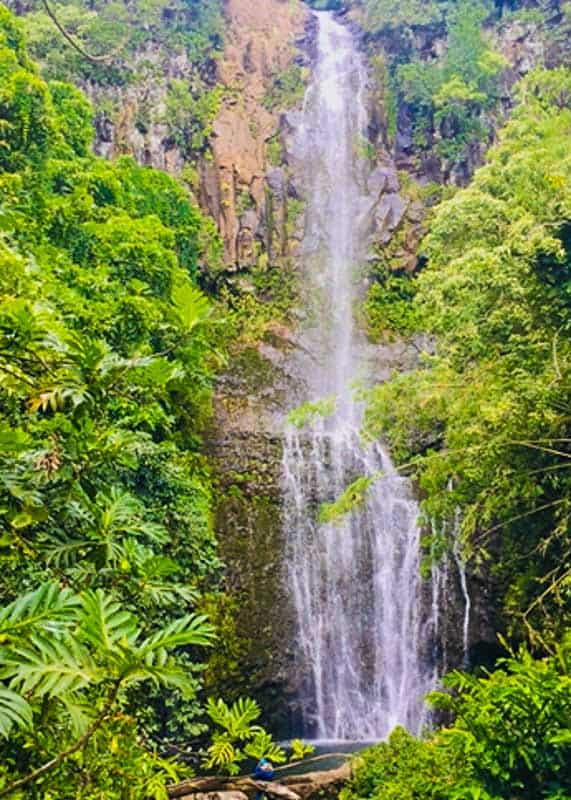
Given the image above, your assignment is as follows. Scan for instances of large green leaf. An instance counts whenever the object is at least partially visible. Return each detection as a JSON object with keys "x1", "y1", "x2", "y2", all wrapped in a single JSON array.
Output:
[
  {"x1": 0, "y1": 582, "x2": 80, "y2": 640},
  {"x1": 80, "y1": 589, "x2": 138, "y2": 655},
  {"x1": 136, "y1": 613, "x2": 215, "y2": 657},
  {"x1": 0, "y1": 687, "x2": 32, "y2": 737},
  {"x1": 1, "y1": 634, "x2": 95, "y2": 697},
  {"x1": 171, "y1": 281, "x2": 211, "y2": 332}
]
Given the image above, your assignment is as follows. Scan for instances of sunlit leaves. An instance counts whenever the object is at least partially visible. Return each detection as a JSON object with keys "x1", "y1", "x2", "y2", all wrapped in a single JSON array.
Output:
[
  {"x1": 0, "y1": 10, "x2": 222, "y2": 792},
  {"x1": 344, "y1": 644, "x2": 571, "y2": 800},
  {"x1": 0, "y1": 581, "x2": 79, "y2": 640},
  {"x1": 0, "y1": 581, "x2": 214, "y2": 747},
  {"x1": 364, "y1": 67, "x2": 571, "y2": 643},
  {"x1": 0, "y1": 688, "x2": 32, "y2": 738},
  {"x1": 171, "y1": 280, "x2": 211, "y2": 332},
  {"x1": 203, "y1": 697, "x2": 290, "y2": 774},
  {"x1": 319, "y1": 475, "x2": 379, "y2": 524}
]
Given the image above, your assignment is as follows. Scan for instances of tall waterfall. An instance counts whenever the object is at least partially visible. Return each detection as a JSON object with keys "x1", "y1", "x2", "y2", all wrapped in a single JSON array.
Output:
[{"x1": 282, "y1": 12, "x2": 432, "y2": 741}]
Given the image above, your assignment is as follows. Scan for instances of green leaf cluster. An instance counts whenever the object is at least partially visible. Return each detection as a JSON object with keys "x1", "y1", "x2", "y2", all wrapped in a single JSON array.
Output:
[
  {"x1": 203, "y1": 697, "x2": 286, "y2": 775},
  {"x1": 14, "y1": 0, "x2": 224, "y2": 88},
  {"x1": 363, "y1": 66, "x2": 571, "y2": 645},
  {"x1": 0, "y1": 582, "x2": 215, "y2": 797},
  {"x1": 356, "y1": 0, "x2": 509, "y2": 164},
  {"x1": 203, "y1": 697, "x2": 315, "y2": 776},
  {"x1": 341, "y1": 641, "x2": 571, "y2": 799},
  {"x1": 0, "y1": 9, "x2": 227, "y2": 795}
]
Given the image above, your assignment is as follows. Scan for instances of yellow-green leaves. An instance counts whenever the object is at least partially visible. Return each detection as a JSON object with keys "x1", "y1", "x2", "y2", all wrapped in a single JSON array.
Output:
[
  {"x1": 171, "y1": 280, "x2": 211, "y2": 333},
  {"x1": 287, "y1": 396, "x2": 336, "y2": 429}
]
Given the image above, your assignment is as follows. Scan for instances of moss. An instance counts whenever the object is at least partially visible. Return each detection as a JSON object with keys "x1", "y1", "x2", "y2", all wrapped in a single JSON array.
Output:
[
  {"x1": 266, "y1": 135, "x2": 283, "y2": 166},
  {"x1": 262, "y1": 64, "x2": 309, "y2": 112},
  {"x1": 208, "y1": 459, "x2": 295, "y2": 731}
]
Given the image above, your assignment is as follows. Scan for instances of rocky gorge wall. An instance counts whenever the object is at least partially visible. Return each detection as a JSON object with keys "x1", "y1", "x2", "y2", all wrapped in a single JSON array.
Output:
[
  {"x1": 10, "y1": 0, "x2": 566, "y2": 734},
  {"x1": 201, "y1": 0, "x2": 571, "y2": 730}
]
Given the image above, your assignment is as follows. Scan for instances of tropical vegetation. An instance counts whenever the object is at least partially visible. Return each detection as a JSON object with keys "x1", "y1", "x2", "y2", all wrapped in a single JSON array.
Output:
[{"x1": 1, "y1": 0, "x2": 571, "y2": 797}]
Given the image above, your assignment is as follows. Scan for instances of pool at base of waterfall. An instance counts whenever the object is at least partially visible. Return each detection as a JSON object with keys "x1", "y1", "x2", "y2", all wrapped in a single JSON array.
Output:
[{"x1": 276, "y1": 740, "x2": 377, "y2": 777}]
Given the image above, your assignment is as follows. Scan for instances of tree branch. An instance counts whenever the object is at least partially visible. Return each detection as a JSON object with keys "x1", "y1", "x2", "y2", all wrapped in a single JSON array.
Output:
[
  {"x1": 0, "y1": 680, "x2": 122, "y2": 798},
  {"x1": 41, "y1": 0, "x2": 128, "y2": 63}
]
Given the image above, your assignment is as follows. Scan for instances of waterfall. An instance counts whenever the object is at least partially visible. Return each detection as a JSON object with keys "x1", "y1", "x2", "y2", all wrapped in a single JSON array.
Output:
[
  {"x1": 452, "y1": 510, "x2": 472, "y2": 669},
  {"x1": 282, "y1": 13, "x2": 433, "y2": 741}
]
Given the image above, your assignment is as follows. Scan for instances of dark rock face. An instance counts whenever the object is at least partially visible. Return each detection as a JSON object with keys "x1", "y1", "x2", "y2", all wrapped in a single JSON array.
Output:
[{"x1": 205, "y1": 339, "x2": 305, "y2": 735}]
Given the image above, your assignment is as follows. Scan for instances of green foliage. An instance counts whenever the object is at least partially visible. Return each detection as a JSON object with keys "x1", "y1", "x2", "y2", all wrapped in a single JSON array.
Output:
[
  {"x1": 320, "y1": 474, "x2": 379, "y2": 524},
  {"x1": 362, "y1": 0, "x2": 441, "y2": 34},
  {"x1": 341, "y1": 726, "x2": 467, "y2": 800},
  {"x1": 342, "y1": 642, "x2": 571, "y2": 800},
  {"x1": 266, "y1": 135, "x2": 283, "y2": 167},
  {"x1": 290, "y1": 738, "x2": 316, "y2": 760},
  {"x1": 306, "y1": 0, "x2": 344, "y2": 9},
  {"x1": 203, "y1": 697, "x2": 286, "y2": 775},
  {"x1": 360, "y1": 0, "x2": 507, "y2": 166},
  {"x1": 287, "y1": 396, "x2": 336, "y2": 429},
  {"x1": 0, "y1": 10, "x2": 225, "y2": 794},
  {"x1": 263, "y1": 64, "x2": 308, "y2": 112},
  {"x1": 363, "y1": 267, "x2": 418, "y2": 340},
  {"x1": 398, "y1": 0, "x2": 505, "y2": 160},
  {"x1": 17, "y1": 0, "x2": 224, "y2": 87},
  {"x1": 203, "y1": 698, "x2": 315, "y2": 776},
  {"x1": 363, "y1": 67, "x2": 571, "y2": 645},
  {"x1": 10, "y1": 0, "x2": 225, "y2": 163},
  {"x1": 0, "y1": 581, "x2": 214, "y2": 797},
  {"x1": 165, "y1": 81, "x2": 225, "y2": 155}
]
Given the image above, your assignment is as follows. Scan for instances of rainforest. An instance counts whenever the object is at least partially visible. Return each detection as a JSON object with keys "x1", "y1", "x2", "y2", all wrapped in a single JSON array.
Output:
[{"x1": 0, "y1": 0, "x2": 569, "y2": 798}]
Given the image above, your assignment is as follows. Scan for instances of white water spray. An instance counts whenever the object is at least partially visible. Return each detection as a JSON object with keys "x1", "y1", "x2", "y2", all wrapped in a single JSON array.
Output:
[
  {"x1": 282, "y1": 13, "x2": 433, "y2": 740},
  {"x1": 452, "y1": 511, "x2": 472, "y2": 669}
]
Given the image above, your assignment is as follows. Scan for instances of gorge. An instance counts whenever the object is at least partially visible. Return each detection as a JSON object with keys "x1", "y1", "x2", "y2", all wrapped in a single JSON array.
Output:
[{"x1": 0, "y1": 0, "x2": 569, "y2": 797}]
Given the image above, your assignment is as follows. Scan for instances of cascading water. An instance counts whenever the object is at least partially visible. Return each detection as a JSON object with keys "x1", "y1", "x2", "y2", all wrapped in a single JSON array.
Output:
[{"x1": 282, "y1": 13, "x2": 433, "y2": 741}]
